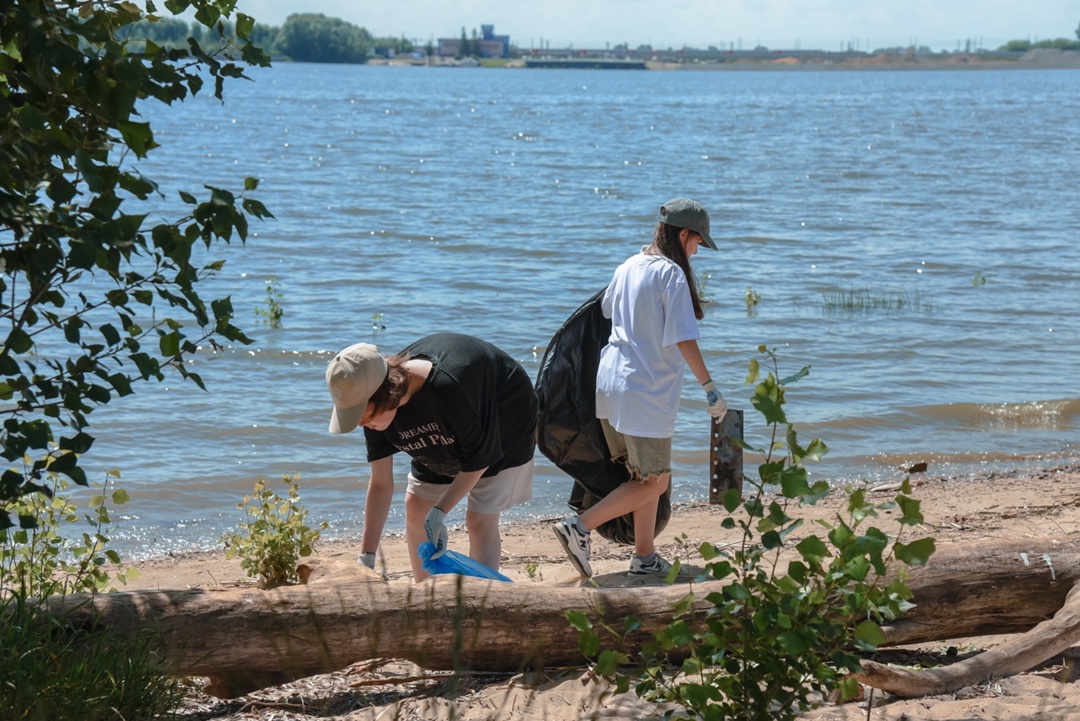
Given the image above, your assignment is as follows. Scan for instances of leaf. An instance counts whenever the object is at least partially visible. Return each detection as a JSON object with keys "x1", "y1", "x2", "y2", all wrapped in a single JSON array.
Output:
[
  {"x1": 796, "y1": 535, "x2": 828, "y2": 563},
  {"x1": 894, "y1": 537, "x2": 936, "y2": 566},
  {"x1": 236, "y1": 13, "x2": 255, "y2": 39},
  {"x1": 99, "y1": 323, "x2": 121, "y2": 346},
  {"x1": 721, "y1": 487, "x2": 741, "y2": 513},
  {"x1": 895, "y1": 493, "x2": 925, "y2": 526},
  {"x1": 242, "y1": 197, "x2": 275, "y2": 220},
  {"x1": 779, "y1": 365, "x2": 810, "y2": 386},
  {"x1": 159, "y1": 330, "x2": 180, "y2": 357},
  {"x1": 118, "y1": 120, "x2": 158, "y2": 157},
  {"x1": 745, "y1": 357, "x2": 760, "y2": 385},
  {"x1": 5, "y1": 328, "x2": 33, "y2": 354},
  {"x1": 594, "y1": 649, "x2": 626, "y2": 676},
  {"x1": 565, "y1": 610, "x2": 592, "y2": 632},
  {"x1": 854, "y1": 619, "x2": 887, "y2": 647},
  {"x1": 777, "y1": 629, "x2": 809, "y2": 655},
  {"x1": 58, "y1": 432, "x2": 94, "y2": 454},
  {"x1": 779, "y1": 465, "x2": 811, "y2": 498},
  {"x1": 761, "y1": 529, "x2": 782, "y2": 549}
]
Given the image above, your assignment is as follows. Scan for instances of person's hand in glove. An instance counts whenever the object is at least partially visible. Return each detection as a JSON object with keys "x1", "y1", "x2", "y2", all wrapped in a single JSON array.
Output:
[
  {"x1": 424, "y1": 506, "x2": 448, "y2": 559},
  {"x1": 702, "y1": 380, "x2": 728, "y2": 421}
]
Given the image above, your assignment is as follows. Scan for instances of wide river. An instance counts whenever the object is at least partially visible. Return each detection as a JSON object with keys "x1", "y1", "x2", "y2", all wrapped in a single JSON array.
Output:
[{"x1": 83, "y1": 62, "x2": 1079, "y2": 559}]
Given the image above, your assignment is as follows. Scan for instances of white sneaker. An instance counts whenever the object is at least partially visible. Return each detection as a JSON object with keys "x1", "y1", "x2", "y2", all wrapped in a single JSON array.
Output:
[
  {"x1": 628, "y1": 553, "x2": 671, "y2": 578},
  {"x1": 553, "y1": 517, "x2": 593, "y2": 578}
]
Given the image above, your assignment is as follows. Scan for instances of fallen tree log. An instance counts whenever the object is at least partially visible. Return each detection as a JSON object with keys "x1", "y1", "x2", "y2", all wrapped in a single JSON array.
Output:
[{"x1": 40, "y1": 538, "x2": 1078, "y2": 698}]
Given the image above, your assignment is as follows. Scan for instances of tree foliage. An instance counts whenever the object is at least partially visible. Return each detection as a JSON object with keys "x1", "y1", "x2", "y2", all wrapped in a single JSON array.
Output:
[
  {"x1": 276, "y1": 13, "x2": 373, "y2": 64},
  {"x1": 1000, "y1": 36, "x2": 1080, "y2": 52},
  {"x1": 125, "y1": 15, "x2": 281, "y2": 55},
  {"x1": 0, "y1": 0, "x2": 273, "y2": 529}
]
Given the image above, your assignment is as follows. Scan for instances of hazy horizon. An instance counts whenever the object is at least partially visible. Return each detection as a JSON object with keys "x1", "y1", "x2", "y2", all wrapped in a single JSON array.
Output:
[{"x1": 233, "y1": 0, "x2": 1079, "y2": 53}]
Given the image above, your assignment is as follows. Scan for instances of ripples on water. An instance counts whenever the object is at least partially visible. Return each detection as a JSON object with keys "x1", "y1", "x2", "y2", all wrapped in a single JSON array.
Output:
[{"x1": 84, "y1": 64, "x2": 1080, "y2": 557}]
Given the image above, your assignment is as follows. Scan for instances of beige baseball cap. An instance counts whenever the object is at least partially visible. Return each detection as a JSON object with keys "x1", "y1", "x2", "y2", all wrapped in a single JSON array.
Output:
[{"x1": 326, "y1": 343, "x2": 388, "y2": 434}]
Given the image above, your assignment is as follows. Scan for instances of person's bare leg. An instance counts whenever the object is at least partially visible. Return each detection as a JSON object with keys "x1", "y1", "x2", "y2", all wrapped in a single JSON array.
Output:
[
  {"x1": 579, "y1": 473, "x2": 667, "y2": 532},
  {"x1": 466, "y1": 509, "x2": 502, "y2": 570},
  {"x1": 631, "y1": 473, "x2": 670, "y2": 558},
  {"x1": 404, "y1": 492, "x2": 437, "y2": 582}
]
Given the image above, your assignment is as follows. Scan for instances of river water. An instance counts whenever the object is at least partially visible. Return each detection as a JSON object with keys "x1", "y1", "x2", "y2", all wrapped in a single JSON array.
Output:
[{"x1": 82, "y1": 62, "x2": 1079, "y2": 559}]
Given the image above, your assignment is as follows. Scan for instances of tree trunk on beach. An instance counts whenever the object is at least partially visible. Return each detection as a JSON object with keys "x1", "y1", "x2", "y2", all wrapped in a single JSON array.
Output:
[{"x1": 38, "y1": 539, "x2": 1078, "y2": 698}]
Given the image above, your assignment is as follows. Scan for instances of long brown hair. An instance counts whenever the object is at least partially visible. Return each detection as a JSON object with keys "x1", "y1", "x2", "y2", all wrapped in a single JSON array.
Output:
[
  {"x1": 650, "y1": 221, "x2": 705, "y2": 319},
  {"x1": 368, "y1": 352, "x2": 411, "y2": 414}
]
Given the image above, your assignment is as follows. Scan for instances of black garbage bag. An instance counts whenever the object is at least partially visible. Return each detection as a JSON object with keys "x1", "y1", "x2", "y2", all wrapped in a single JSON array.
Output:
[{"x1": 535, "y1": 288, "x2": 670, "y2": 545}]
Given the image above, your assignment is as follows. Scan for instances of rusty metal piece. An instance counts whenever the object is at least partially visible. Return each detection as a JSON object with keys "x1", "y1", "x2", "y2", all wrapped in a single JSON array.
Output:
[{"x1": 709, "y1": 408, "x2": 744, "y2": 504}]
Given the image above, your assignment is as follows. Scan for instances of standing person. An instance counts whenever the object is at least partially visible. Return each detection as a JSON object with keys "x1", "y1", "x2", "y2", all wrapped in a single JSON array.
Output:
[
  {"x1": 553, "y1": 198, "x2": 729, "y2": 579},
  {"x1": 326, "y1": 332, "x2": 537, "y2": 582}
]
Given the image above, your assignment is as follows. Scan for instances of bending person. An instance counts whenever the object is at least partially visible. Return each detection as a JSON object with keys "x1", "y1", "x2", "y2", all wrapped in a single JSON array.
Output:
[
  {"x1": 554, "y1": 198, "x2": 729, "y2": 579},
  {"x1": 326, "y1": 333, "x2": 536, "y2": 582}
]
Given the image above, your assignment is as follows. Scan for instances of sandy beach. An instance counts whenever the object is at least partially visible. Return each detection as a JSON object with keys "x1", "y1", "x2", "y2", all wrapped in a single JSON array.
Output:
[{"x1": 124, "y1": 462, "x2": 1080, "y2": 720}]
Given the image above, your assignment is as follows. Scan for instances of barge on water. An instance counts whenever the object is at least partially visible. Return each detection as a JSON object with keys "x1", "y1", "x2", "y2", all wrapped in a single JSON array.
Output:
[{"x1": 524, "y1": 57, "x2": 647, "y2": 70}]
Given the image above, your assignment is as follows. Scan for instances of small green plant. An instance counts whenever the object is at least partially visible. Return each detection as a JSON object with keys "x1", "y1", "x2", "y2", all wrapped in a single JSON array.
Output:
[
  {"x1": 569, "y1": 346, "x2": 935, "y2": 720},
  {"x1": 698, "y1": 272, "x2": 714, "y2": 303},
  {"x1": 525, "y1": 561, "x2": 542, "y2": 581},
  {"x1": 1, "y1": 465, "x2": 139, "y2": 598},
  {"x1": 222, "y1": 473, "x2": 328, "y2": 589},
  {"x1": 745, "y1": 286, "x2": 761, "y2": 307},
  {"x1": 255, "y1": 276, "x2": 284, "y2": 327},
  {"x1": 821, "y1": 286, "x2": 934, "y2": 314},
  {"x1": 972, "y1": 272, "x2": 987, "y2": 286}
]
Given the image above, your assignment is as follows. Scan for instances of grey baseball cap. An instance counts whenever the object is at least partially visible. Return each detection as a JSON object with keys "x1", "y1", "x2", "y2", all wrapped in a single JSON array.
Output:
[{"x1": 658, "y1": 198, "x2": 718, "y2": 250}]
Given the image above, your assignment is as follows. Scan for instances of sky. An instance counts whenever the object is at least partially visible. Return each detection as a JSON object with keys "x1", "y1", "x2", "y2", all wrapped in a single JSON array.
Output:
[{"x1": 232, "y1": 0, "x2": 1079, "y2": 52}]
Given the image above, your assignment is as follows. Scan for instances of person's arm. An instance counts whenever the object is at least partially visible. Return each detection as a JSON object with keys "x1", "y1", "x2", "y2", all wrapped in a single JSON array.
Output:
[
  {"x1": 676, "y1": 338, "x2": 711, "y2": 385},
  {"x1": 676, "y1": 338, "x2": 728, "y2": 419},
  {"x1": 424, "y1": 466, "x2": 488, "y2": 558},
  {"x1": 436, "y1": 467, "x2": 488, "y2": 514},
  {"x1": 360, "y1": 456, "x2": 394, "y2": 556}
]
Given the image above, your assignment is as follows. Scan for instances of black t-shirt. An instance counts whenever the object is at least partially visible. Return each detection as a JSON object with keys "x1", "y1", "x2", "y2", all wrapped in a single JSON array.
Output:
[{"x1": 363, "y1": 333, "x2": 537, "y2": 484}]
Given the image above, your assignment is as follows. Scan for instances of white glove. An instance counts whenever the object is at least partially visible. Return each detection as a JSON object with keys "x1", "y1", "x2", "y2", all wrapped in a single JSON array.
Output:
[
  {"x1": 358, "y1": 551, "x2": 376, "y2": 570},
  {"x1": 702, "y1": 380, "x2": 728, "y2": 421},
  {"x1": 424, "y1": 506, "x2": 448, "y2": 559}
]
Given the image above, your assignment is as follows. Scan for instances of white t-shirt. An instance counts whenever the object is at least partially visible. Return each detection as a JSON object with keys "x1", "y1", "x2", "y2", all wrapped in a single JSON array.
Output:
[{"x1": 595, "y1": 249, "x2": 700, "y2": 438}]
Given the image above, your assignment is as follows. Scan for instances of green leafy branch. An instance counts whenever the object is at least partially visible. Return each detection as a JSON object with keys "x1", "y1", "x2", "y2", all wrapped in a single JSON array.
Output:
[
  {"x1": 0, "y1": 0, "x2": 274, "y2": 529},
  {"x1": 569, "y1": 346, "x2": 936, "y2": 720}
]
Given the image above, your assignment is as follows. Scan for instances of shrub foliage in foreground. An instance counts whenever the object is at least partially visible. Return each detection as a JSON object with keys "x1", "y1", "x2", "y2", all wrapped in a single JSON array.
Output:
[
  {"x1": 0, "y1": 469, "x2": 183, "y2": 720},
  {"x1": 570, "y1": 347, "x2": 936, "y2": 720},
  {"x1": 222, "y1": 473, "x2": 327, "y2": 589},
  {"x1": 2, "y1": 2, "x2": 272, "y2": 718}
]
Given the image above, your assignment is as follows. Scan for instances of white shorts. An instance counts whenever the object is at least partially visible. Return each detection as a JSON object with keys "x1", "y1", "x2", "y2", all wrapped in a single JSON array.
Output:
[{"x1": 405, "y1": 459, "x2": 534, "y2": 515}]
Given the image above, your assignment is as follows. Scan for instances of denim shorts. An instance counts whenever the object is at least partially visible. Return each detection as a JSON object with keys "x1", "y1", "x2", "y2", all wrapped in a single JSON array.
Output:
[{"x1": 599, "y1": 418, "x2": 672, "y2": 480}]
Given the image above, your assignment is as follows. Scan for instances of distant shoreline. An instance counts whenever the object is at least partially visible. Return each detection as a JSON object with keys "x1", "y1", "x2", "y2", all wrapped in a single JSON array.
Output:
[{"x1": 370, "y1": 48, "x2": 1080, "y2": 72}]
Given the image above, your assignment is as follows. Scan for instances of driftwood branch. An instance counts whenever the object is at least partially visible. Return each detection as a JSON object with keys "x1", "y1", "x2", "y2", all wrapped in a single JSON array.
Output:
[
  {"x1": 857, "y1": 564, "x2": 1080, "y2": 697},
  {"x1": 39, "y1": 539, "x2": 1078, "y2": 698}
]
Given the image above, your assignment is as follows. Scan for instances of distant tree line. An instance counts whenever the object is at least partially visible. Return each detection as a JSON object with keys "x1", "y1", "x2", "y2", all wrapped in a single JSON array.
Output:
[
  {"x1": 126, "y1": 13, "x2": 1080, "y2": 63},
  {"x1": 127, "y1": 13, "x2": 412, "y2": 63},
  {"x1": 999, "y1": 22, "x2": 1080, "y2": 52}
]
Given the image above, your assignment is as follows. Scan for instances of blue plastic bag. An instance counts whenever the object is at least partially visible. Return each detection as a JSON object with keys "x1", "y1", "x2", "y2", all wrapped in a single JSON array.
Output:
[{"x1": 417, "y1": 541, "x2": 513, "y2": 582}]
